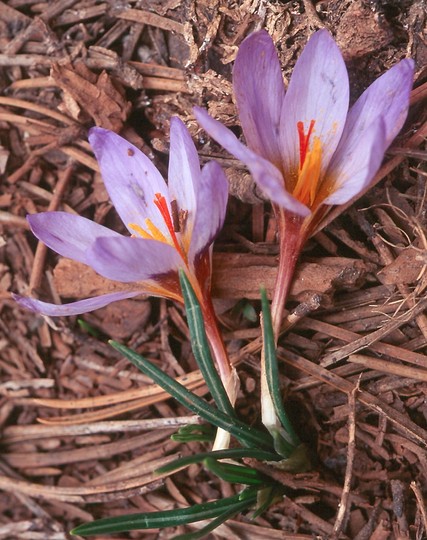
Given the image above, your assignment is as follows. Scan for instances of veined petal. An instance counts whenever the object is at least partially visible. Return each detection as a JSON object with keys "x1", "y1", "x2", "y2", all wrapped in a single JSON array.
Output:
[
  {"x1": 324, "y1": 119, "x2": 386, "y2": 205},
  {"x1": 168, "y1": 117, "x2": 198, "y2": 225},
  {"x1": 233, "y1": 30, "x2": 286, "y2": 167},
  {"x1": 279, "y1": 30, "x2": 349, "y2": 175},
  {"x1": 13, "y1": 291, "x2": 141, "y2": 317},
  {"x1": 88, "y1": 236, "x2": 182, "y2": 283},
  {"x1": 89, "y1": 128, "x2": 168, "y2": 233},
  {"x1": 28, "y1": 212, "x2": 120, "y2": 264},
  {"x1": 339, "y1": 58, "x2": 414, "y2": 151},
  {"x1": 189, "y1": 161, "x2": 228, "y2": 260},
  {"x1": 194, "y1": 107, "x2": 310, "y2": 216}
]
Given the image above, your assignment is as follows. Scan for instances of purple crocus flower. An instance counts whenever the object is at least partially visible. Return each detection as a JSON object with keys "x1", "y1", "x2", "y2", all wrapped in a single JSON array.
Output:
[
  {"x1": 15, "y1": 116, "x2": 237, "y2": 416},
  {"x1": 194, "y1": 29, "x2": 414, "y2": 220},
  {"x1": 194, "y1": 29, "x2": 414, "y2": 335},
  {"x1": 14, "y1": 117, "x2": 228, "y2": 330}
]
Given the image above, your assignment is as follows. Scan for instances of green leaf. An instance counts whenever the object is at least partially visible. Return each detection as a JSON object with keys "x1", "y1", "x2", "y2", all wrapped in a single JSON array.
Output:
[
  {"x1": 203, "y1": 457, "x2": 267, "y2": 486},
  {"x1": 268, "y1": 443, "x2": 312, "y2": 473},
  {"x1": 157, "y1": 448, "x2": 280, "y2": 475},
  {"x1": 71, "y1": 487, "x2": 258, "y2": 536},
  {"x1": 261, "y1": 288, "x2": 300, "y2": 448},
  {"x1": 110, "y1": 340, "x2": 273, "y2": 451},
  {"x1": 172, "y1": 504, "x2": 248, "y2": 540},
  {"x1": 179, "y1": 270, "x2": 236, "y2": 418},
  {"x1": 231, "y1": 299, "x2": 258, "y2": 323},
  {"x1": 171, "y1": 424, "x2": 215, "y2": 443},
  {"x1": 269, "y1": 427, "x2": 295, "y2": 457},
  {"x1": 77, "y1": 319, "x2": 101, "y2": 338}
]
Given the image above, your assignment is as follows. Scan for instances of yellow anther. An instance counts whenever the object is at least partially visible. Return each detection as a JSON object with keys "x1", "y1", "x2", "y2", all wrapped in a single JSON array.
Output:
[
  {"x1": 128, "y1": 222, "x2": 153, "y2": 239},
  {"x1": 144, "y1": 218, "x2": 169, "y2": 244},
  {"x1": 128, "y1": 220, "x2": 170, "y2": 244}
]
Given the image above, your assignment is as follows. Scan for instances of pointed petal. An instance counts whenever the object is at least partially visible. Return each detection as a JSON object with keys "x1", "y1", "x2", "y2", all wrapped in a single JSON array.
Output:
[
  {"x1": 189, "y1": 161, "x2": 228, "y2": 259},
  {"x1": 337, "y1": 58, "x2": 414, "y2": 152},
  {"x1": 28, "y1": 212, "x2": 120, "y2": 264},
  {"x1": 168, "y1": 117, "x2": 198, "y2": 222},
  {"x1": 13, "y1": 290, "x2": 141, "y2": 317},
  {"x1": 279, "y1": 30, "x2": 349, "y2": 174},
  {"x1": 194, "y1": 107, "x2": 310, "y2": 216},
  {"x1": 89, "y1": 128, "x2": 168, "y2": 232},
  {"x1": 325, "y1": 59, "x2": 413, "y2": 206},
  {"x1": 87, "y1": 236, "x2": 182, "y2": 283},
  {"x1": 233, "y1": 30, "x2": 286, "y2": 167},
  {"x1": 324, "y1": 119, "x2": 386, "y2": 205}
]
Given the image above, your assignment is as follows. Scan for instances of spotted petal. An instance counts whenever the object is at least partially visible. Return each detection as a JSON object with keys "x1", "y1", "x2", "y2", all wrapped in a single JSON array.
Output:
[
  {"x1": 89, "y1": 128, "x2": 168, "y2": 233},
  {"x1": 233, "y1": 30, "x2": 286, "y2": 168},
  {"x1": 13, "y1": 291, "x2": 141, "y2": 317},
  {"x1": 279, "y1": 30, "x2": 349, "y2": 176}
]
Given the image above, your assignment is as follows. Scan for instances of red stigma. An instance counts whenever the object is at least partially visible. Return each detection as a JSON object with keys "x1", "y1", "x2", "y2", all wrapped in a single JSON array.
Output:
[
  {"x1": 297, "y1": 120, "x2": 315, "y2": 169},
  {"x1": 154, "y1": 193, "x2": 186, "y2": 260}
]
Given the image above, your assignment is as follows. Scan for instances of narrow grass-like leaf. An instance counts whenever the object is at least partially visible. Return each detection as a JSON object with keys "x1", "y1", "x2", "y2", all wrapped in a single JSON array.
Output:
[
  {"x1": 179, "y1": 270, "x2": 235, "y2": 417},
  {"x1": 110, "y1": 341, "x2": 272, "y2": 450},
  {"x1": 171, "y1": 424, "x2": 214, "y2": 443},
  {"x1": 157, "y1": 448, "x2": 280, "y2": 475},
  {"x1": 269, "y1": 428, "x2": 295, "y2": 457},
  {"x1": 171, "y1": 433, "x2": 214, "y2": 442},
  {"x1": 71, "y1": 488, "x2": 258, "y2": 536},
  {"x1": 77, "y1": 319, "x2": 101, "y2": 338},
  {"x1": 261, "y1": 288, "x2": 301, "y2": 448},
  {"x1": 172, "y1": 504, "x2": 250, "y2": 540},
  {"x1": 203, "y1": 457, "x2": 267, "y2": 486}
]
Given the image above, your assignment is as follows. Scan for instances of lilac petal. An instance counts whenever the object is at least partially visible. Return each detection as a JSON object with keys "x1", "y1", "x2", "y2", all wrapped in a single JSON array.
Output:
[
  {"x1": 87, "y1": 236, "x2": 182, "y2": 283},
  {"x1": 194, "y1": 107, "x2": 310, "y2": 216},
  {"x1": 189, "y1": 161, "x2": 228, "y2": 260},
  {"x1": 324, "y1": 119, "x2": 386, "y2": 205},
  {"x1": 13, "y1": 290, "x2": 141, "y2": 317},
  {"x1": 233, "y1": 30, "x2": 286, "y2": 167},
  {"x1": 168, "y1": 117, "x2": 198, "y2": 224},
  {"x1": 279, "y1": 30, "x2": 349, "y2": 175},
  {"x1": 89, "y1": 128, "x2": 168, "y2": 233},
  {"x1": 338, "y1": 59, "x2": 414, "y2": 152},
  {"x1": 28, "y1": 212, "x2": 120, "y2": 264}
]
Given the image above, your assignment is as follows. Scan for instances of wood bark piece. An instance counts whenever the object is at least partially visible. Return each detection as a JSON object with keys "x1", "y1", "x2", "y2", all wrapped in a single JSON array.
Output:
[
  {"x1": 51, "y1": 63, "x2": 131, "y2": 131},
  {"x1": 116, "y1": 8, "x2": 186, "y2": 34},
  {"x1": 52, "y1": 254, "x2": 370, "y2": 301}
]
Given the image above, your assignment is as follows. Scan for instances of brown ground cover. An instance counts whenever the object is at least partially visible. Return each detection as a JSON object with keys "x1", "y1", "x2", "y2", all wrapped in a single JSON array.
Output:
[{"x1": 0, "y1": 0, "x2": 426, "y2": 538}]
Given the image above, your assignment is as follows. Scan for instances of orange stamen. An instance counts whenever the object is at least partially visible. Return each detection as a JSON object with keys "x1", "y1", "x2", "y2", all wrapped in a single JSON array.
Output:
[
  {"x1": 293, "y1": 119, "x2": 323, "y2": 207},
  {"x1": 293, "y1": 136, "x2": 322, "y2": 207},
  {"x1": 297, "y1": 119, "x2": 316, "y2": 169}
]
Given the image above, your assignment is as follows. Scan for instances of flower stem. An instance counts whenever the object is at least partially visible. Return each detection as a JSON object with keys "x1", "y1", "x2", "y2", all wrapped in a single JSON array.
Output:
[
  {"x1": 200, "y1": 294, "x2": 240, "y2": 450},
  {"x1": 260, "y1": 207, "x2": 307, "y2": 453},
  {"x1": 270, "y1": 207, "x2": 307, "y2": 340},
  {"x1": 201, "y1": 295, "x2": 232, "y2": 382}
]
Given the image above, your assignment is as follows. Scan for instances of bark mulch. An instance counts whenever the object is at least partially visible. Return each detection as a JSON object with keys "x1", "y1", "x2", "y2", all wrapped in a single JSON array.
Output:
[{"x1": 0, "y1": 0, "x2": 427, "y2": 538}]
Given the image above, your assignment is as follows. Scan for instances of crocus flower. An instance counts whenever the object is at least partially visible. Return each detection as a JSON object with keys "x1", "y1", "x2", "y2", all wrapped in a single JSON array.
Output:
[
  {"x1": 14, "y1": 117, "x2": 233, "y2": 382},
  {"x1": 194, "y1": 29, "x2": 413, "y2": 442},
  {"x1": 194, "y1": 29, "x2": 414, "y2": 335}
]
